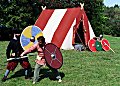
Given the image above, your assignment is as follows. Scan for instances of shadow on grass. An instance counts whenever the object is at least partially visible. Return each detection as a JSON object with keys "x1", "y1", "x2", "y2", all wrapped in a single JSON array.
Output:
[
  {"x1": 7, "y1": 68, "x2": 65, "y2": 82},
  {"x1": 38, "y1": 69, "x2": 65, "y2": 82},
  {"x1": 7, "y1": 69, "x2": 33, "y2": 80}
]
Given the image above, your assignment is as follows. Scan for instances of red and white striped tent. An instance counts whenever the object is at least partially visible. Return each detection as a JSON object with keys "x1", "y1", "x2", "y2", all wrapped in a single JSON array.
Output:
[{"x1": 34, "y1": 7, "x2": 95, "y2": 50}]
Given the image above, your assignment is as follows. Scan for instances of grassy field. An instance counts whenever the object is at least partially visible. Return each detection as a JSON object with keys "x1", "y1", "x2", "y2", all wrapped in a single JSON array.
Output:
[{"x1": 0, "y1": 35, "x2": 120, "y2": 86}]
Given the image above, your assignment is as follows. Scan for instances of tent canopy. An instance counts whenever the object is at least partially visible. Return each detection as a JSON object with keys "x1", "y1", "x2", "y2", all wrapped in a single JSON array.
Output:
[{"x1": 35, "y1": 7, "x2": 95, "y2": 50}]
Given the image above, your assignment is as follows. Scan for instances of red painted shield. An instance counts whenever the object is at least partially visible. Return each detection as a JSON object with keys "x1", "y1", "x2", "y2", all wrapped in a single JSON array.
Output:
[
  {"x1": 44, "y1": 43, "x2": 63, "y2": 69},
  {"x1": 101, "y1": 39, "x2": 110, "y2": 51},
  {"x1": 88, "y1": 39, "x2": 97, "y2": 52}
]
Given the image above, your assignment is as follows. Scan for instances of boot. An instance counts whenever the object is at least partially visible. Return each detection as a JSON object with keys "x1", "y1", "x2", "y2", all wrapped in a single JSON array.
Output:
[
  {"x1": 1, "y1": 76, "x2": 7, "y2": 82},
  {"x1": 25, "y1": 75, "x2": 32, "y2": 79}
]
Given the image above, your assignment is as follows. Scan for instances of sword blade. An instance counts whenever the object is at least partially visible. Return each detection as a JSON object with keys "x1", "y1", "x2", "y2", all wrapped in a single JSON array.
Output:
[{"x1": 7, "y1": 56, "x2": 28, "y2": 61}]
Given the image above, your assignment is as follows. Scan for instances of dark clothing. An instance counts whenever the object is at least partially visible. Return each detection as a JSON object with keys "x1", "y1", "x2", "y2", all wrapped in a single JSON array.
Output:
[
  {"x1": 2, "y1": 36, "x2": 32, "y2": 82},
  {"x1": 6, "y1": 39, "x2": 31, "y2": 70},
  {"x1": 7, "y1": 58, "x2": 31, "y2": 71},
  {"x1": 6, "y1": 39, "x2": 23, "y2": 59}
]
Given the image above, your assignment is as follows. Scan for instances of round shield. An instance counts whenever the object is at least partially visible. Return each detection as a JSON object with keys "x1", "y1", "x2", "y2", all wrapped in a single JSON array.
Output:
[
  {"x1": 95, "y1": 40, "x2": 102, "y2": 51},
  {"x1": 88, "y1": 39, "x2": 97, "y2": 52},
  {"x1": 20, "y1": 25, "x2": 43, "y2": 50},
  {"x1": 101, "y1": 39, "x2": 110, "y2": 51},
  {"x1": 44, "y1": 43, "x2": 63, "y2": 69}
]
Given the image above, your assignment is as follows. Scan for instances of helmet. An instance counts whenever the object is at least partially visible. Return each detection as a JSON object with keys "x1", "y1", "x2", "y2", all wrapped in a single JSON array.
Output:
[
  {"x1": 99, "y1": 34, "x2": 103, "y2": 38},
  {"x1": 99, "y1": 34, "x2": 103, "y2": 40}
]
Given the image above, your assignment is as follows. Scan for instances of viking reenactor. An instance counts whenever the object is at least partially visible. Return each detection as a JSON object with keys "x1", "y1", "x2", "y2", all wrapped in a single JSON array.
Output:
[
  {"x1": 1, "y1": 29, "x2": 32, "y2": 82},
  {"x1": 20, "y1": 36, "x2": 62, "y2": 84}
]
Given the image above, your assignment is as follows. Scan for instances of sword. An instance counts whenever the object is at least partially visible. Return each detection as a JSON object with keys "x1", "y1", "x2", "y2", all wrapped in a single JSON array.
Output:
[
  {"x1": 7, "y1": 56, "x2": 28, "y2": 61},
  {"x1": 103, "y1": 41, "x2": 115, "y2": 53}
]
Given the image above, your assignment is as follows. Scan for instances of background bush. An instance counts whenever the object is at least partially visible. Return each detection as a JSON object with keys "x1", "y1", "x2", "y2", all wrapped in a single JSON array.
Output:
[{"x1": 0, "y1": 0, "x2": 120, "y2": 40}]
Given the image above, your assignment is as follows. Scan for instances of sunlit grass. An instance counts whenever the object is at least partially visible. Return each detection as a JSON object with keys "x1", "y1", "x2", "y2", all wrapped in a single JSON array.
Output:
[{"x1": 0, "y1": 35, "x2": 120, "y2": 86}]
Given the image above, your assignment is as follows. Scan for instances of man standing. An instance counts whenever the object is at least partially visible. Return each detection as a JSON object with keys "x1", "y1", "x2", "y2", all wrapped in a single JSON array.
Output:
[
  {"x1": 20, "y1": 36, "x2": 62, "y2": 84},
  {"x1": 1, "y1": 29, "x2": 32, "y2": 82}
]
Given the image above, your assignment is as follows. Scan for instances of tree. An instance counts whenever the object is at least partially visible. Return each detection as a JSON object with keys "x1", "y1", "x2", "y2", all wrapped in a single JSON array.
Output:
[
  {"x1": 0, "y1": 0, "x2": 105, "y2": 40},
  {"x1": 38, "y1": 0, "x2": 105, "y2": 36},
  {"x1": 0, "y1": 0, "x2": 42, "y2": 30},
  {"x1": 104, "y1": 5, "x2": 120, "y2": 36},
  {"x1": 85, "y1": 0, "x2": 106, "y2": 36}
]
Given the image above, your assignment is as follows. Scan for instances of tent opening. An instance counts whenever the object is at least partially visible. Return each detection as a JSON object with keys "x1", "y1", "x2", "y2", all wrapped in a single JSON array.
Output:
[{"x1": 75, "y1": 21, "x2": 85, "y2": 45}]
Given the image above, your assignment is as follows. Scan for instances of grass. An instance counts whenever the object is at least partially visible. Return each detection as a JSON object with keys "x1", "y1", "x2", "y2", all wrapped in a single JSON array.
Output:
[{"x1": 0, "y1": 35, "x2": 120, "y2": 86}]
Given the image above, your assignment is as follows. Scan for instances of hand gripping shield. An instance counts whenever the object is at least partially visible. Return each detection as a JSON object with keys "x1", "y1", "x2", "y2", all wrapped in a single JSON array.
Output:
[{"x1": 43, "y1": 43, "x2": 63, "y2": 69}]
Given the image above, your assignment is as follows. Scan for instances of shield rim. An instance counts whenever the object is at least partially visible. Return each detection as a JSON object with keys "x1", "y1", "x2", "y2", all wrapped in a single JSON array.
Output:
[
  {"x1": 95, "y1": 40, "x2": 103, "y2": 51},
  {"x1": 20, "y1": 25, "x2": 43, "y2": 50},
  {"x1": 43, "y1": 43, "x2": 63, "y2": 69},
  {"x1": 88, "y1": 39, "x2": 97, "y2": 52},
  {"x1": 101, "y1": 39, "x2": 110, "y2": 51}
]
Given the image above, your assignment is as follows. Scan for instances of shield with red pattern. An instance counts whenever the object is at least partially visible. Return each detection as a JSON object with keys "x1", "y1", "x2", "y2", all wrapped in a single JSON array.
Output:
[
  {"x1": 43, "y1": 43, "x2": 63, "y2": 69},
  {"x1": 88, "y1": 39, "x2": 97, "y2": 52},
  {"x1": 101, "y1": 39, "x2": 110, "y2": 51}
]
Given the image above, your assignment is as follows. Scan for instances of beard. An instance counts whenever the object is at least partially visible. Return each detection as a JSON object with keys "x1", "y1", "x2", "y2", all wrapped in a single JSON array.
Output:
[{"x1": 39, "y1": 44, "x2": 43, "y2": 47}]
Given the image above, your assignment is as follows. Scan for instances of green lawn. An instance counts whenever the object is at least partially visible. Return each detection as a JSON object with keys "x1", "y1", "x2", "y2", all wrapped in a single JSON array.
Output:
[{"x1": 0, "y1": 35, "x2": 120, "y2": 86}]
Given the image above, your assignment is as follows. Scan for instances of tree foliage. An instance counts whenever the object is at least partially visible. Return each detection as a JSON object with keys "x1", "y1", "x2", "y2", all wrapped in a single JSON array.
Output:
[
  {"x1": 39, "y1": 0, "x2": 105, "y2": 36},
  {"x1": 1, "y1": 0, "x2": 106, "y2": 40},
  {"x1": 0, "y1": 0, "x2": 42, "y2": 30},
  {"x1": 104, "y1": 5, "x2": 120, "y2": 36}
]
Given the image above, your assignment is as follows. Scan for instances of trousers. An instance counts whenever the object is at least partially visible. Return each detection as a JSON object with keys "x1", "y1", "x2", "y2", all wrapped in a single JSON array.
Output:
[{"x1": 33, "y1": 63, "x2": 61, "y2": 82}]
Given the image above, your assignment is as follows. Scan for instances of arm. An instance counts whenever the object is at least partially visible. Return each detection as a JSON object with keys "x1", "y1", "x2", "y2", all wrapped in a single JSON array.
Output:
[
  {"x1": 21, "y1": 44, "x2": 37, "y2": 56},
  {"x1": 6, "y1": 41, "x2": 13, "y2": 59}
]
